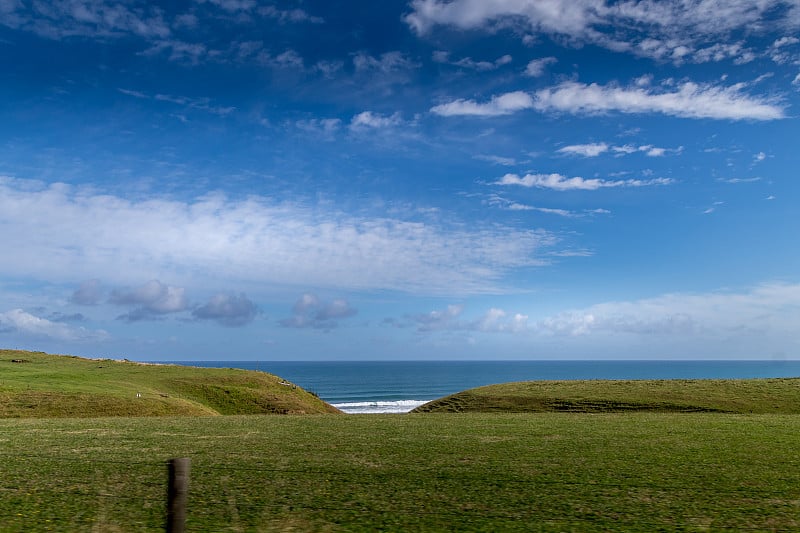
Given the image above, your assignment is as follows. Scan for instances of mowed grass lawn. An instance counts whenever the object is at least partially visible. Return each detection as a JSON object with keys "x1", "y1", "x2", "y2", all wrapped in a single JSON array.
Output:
[{"x1": 2, "y1": 413, "x2": 800, "y2": 532}]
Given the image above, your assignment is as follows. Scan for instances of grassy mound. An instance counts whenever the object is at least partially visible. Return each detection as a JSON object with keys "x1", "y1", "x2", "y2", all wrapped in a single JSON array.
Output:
[
  {"x1": 0, "y1": 349, "x2": 340, "y2": 417},
  {"x1": 412, "y1": 378, "x2": 800, "y2": 413}
]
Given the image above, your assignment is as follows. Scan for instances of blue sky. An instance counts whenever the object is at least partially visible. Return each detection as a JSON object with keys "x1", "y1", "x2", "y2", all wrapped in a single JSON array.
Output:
[{"x1": 1, "y1": 0, "x2": 799, "y2": 361}]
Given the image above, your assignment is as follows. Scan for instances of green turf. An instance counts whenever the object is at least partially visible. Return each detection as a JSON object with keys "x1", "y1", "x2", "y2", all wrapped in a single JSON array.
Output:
[
  {"x1": 412, "y1": 377, "x2": 800, "y2": 414},
  {"x1": 1, "y1": 413, "x2": 799, "y2": 531},
  {"x1": 0, "y1": 350, "x2": 339, "y2": 417}
]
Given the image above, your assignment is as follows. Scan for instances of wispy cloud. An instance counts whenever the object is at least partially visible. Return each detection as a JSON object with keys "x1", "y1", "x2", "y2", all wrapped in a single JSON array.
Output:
[
  {"x1": 431, "y1": 91, "x2": 534, "y2": 117},
  {"x1": 406, "y1": 0, "x2": 800, "y2": 64},
  {"x1": 495, "y1": 173, "x2": 674, "y2": 191},
  {"x1": 524, "y1": 57, "x2": 557, "y2": 77},
  {"x1": 118, "y1": 88, "x2": 235, "y2": 116},
  {"x1": 296, "y1": 118, "x2": 342, "y2": 138},
  {"x1": 350, "y1": 111, "x2": 404, "y2": 131},
  {"x1": 201, "y1": 0, "x2": 256, "y2": 12},
  {"x1": 396, "y1": 304, "x2": 529, "y2": 333},
  {"x1": 433, "y1": 51, "x2": 512, "y2": 71},
  {"x1": 1, "y1": 0, "x2": 170, "y2": 40},
  {"x1": 488, "y1": 195, "x2": 577, "y2": 217},
  {"x1": 718, "y1": 177, "x2": 761, "y2": 184},
  {"x1": 353, "y1": 51, "x2": 418, "y2": 73},
  {"x1": 0, "y1": 178, "x2": 556, "y2": 295},
  {"x1": 474, "y1": 155, "x2": 519, "y2": 166},
  {"x1": 558, "y1": 143, "x2": 610, "y2": 157},
  {"x1": 431, "y1": 80, "x2": 782, "y2": 121},
  {"x1": 533, "y1": 81, "x2": 785, "y2": 121},
  {"x1": 257, "y1": 5, "x2": 324, "y2": 24},
  {"x1": 559, "y1": 142, "x2": 682, "y2": 157}
]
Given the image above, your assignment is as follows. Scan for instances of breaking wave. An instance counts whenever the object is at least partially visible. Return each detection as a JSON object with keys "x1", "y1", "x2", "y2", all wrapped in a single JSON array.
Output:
[{"x1": 332, "y1": 399, "x2": 429, "y2": 414}]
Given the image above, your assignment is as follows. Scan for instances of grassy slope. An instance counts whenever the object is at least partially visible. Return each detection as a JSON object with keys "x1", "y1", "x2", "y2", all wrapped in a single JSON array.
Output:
[
  {"x1": 0, "y1": 349, "x2": 340, "y2": 417},
  {"x1": 2, "y1": 413, "x2": 799, "y2": 531},
  {"x1": 412, "y1": 378, "x2": 800, "y2": 413}
]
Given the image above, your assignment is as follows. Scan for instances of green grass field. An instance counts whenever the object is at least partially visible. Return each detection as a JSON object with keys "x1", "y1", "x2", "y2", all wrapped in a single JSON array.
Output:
[
  {"x1": 2, "y1": 413, "x2": 800, "y2": 531},
  {"x1": 2, "y1": 349, "x2": 800, "y2": 531}
]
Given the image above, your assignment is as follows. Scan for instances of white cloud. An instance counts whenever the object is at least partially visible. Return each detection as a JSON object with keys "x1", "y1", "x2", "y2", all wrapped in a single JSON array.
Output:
[
  {"x1": 433, "y1": 51, "x2": 513, "y2": 71},
  {"x1": 558, "y1": 143, "x2": 609, "y2": 157},
  {"x1": 495, "y1": 173, "x2": 673, "y2": 191},
  {"x1": 532, "y1": 283, "x2": 800, "y2": 344},
  {"x1": 296, "y1": 118, "x2": 342, "y2": 138},
  {"x1": 773, "y1": 36, "x2": 800, "y2": 48},
  {"x1": 0, "y1": 0, "x2": 170, "y2": 40},
  {"x1": 257, "y1": 6, "x2": 324, "y2": 24},
  {"x1": 432, "y1": 80, "x2": 783, "y2": 121},
  {"x1": 643, "y1": 146, "x2": 666, "y2": 157},
  {"x1": 524, "y1": 57, "x2": 557, "y2": 77},
  {"x1": 314, "y1": 59, "x2": 344, "y2": 77},
  {"x1": 533, "y1": 81, "x2": 785, "y2": 121},
  {"x1": 140, "y1": 40, "x2": 208, "y2": 64},
  {"x1": 488, "y1": 195, "x2": 576, "y2": 216},
  {"x1": 118, "y1": 88, "x2": 235, "y2": 116},
  {"x1": 397, "y1": 304, "x2": 530, "y2": 334},
  {"x1": 793, "y1": 73, "x2": 800, "y2": 86},
  {"x1": 406, "y1": 304, "x2": 464, "y2": 332},
  {"x1": 350, "y1": 111, "x2": 403, "y2": 131},
  {"x1": 353, "y1": 51, "x2": 418, "y2": 73},
  {"x1": 754, "y1": 151, "x2": 767, "y2": 163},
  {"x1": 406, "y1": 0, "x2": 800, "y2": 64},
  {"x1": 117, "y1": 88, "x2": 148, "y2": 99},
  {"x1": 614, "y1": 144, "x2": 678, "y2": 157},
  {"x1": 474, "y1": 154, "x2": 518, "y2": 166},
  {"x1": 692, "y1": 42, "x2": 754, "y2": 64},
  {"x1": 396, "y1": 283, "x2": 800, "y2": 356},
  {"x1": 202, "y1": 0, "x2": 255, "y2": 12},
  {"x1": 0, "y1": 178, "x2": 556, "y2": 295},
  {"x1": 719, "y1": 177, "x2": 761, "y2": 184},
  {"x1": 0, "y1": 309, "x2": 108, "y2": 341},
  {"x1": 268, "y1": 49, "x2": 304, "y2": 69},
  {"x1": 431, "y1": 91, "x2": 534, "y2": 117},
  {"x1": 476, "y1": 308, "x2": 529, "y2": 333},
  {"x1": 405, "y1": 0, "x2": 604, "y2": 37}
]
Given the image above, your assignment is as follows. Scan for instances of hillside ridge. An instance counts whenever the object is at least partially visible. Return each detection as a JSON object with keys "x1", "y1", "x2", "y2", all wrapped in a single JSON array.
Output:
[
  {"x1": 412, "y1": 377, "x2": 800, "y2": 414},
  {"x1": 0, "y1": 349, "x2": 341, "y2": 417}
]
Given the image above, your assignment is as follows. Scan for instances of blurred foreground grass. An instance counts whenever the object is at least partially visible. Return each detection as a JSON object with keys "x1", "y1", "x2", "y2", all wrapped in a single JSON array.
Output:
[{"x1": 2, "y1": 413, "x2": 799, "y2": 531}]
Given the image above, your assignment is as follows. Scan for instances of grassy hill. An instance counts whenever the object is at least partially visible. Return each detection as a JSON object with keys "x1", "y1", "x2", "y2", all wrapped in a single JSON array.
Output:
[
  {"x1": 0, "y1": 349, "x2": 340, "y2": 417},
  {"x1": 412, "y1": 377, "x2": 800, "y2": 413}
]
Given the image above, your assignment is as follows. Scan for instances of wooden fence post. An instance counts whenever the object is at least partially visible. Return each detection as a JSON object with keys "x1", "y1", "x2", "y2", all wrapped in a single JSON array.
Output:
[{"x1": 167, "y1": 458, "x2": 190, "y2": 533}]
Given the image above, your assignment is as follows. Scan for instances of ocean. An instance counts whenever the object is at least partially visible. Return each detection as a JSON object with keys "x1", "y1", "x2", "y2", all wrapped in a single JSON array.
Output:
[{"x1": 167, "y1": 360, "x2": 800, "y2": 414}]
